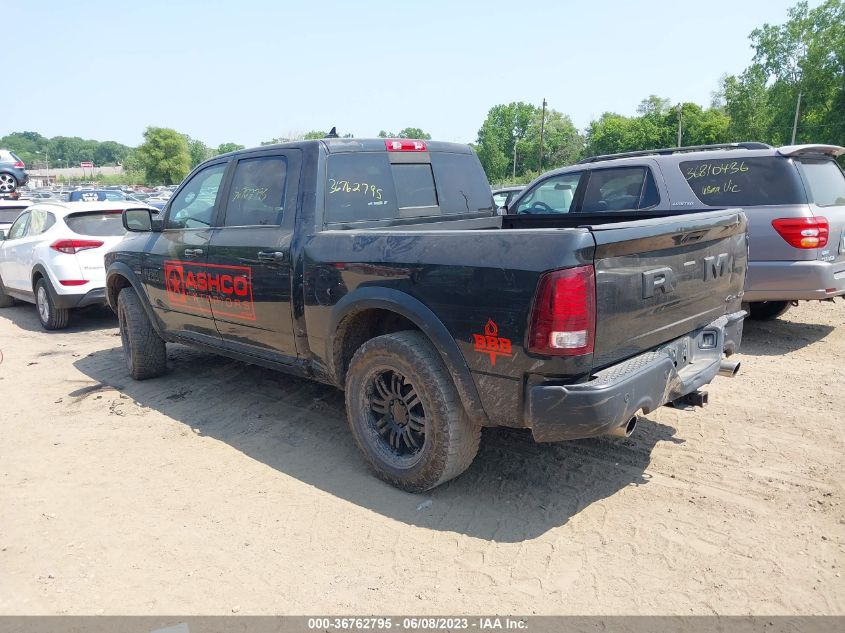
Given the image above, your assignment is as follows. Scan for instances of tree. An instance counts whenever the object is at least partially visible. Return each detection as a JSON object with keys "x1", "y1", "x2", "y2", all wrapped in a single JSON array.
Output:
[
  {"x1": 185, "y1": 137, "x2": 210, "y2": 167},
  {"x1": 216, "y1": 142, "x2": 245, "y2": 155},
  {"x1": 378, "y1": 128, "x2": 432, "y2": 140},
  {"x1": 303, "y1": 130, "x2": 327, "y2": 140},
  {"x1": 475, "y1": 102, "x2": 537, "y2": 182},
  {"x1": 724, "y1": 0, "x2": 845, "y2": 147},
  {"x1": 136, "y1": 127, "x2": 191, "y2": 185}
]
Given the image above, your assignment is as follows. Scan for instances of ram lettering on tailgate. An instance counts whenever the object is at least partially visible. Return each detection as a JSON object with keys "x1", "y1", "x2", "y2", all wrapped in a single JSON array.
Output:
[{"x1": 164, "y1": 260, "x2": 256, "y2": 320}]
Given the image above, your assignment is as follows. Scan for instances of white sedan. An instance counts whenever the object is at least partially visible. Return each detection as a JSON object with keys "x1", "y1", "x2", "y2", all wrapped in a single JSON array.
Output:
[{"x1": 0, "y1": 200, "x2": 150, "y2": 330}]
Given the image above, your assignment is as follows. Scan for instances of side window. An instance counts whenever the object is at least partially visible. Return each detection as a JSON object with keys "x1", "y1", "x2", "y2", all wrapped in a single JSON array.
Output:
[
  {"x1": 28, "y1": 209, "x2": 56, "y2": 236},
  {"x1": 581, "y1": 167, "x2": 649, "y2": 213},
  {"x1": 516, "y1": 172, "x2": 582, "y2": 214},
  {"x1": 166, "y1": 162, "x2": 227, "y2": 229},
  {"x1": 6, "y1": 212, "x2": 30, "y2": 240},
  {"x1": 679, "y1": 157, "x2": 806, "y2": 206},
  {"x1": 223, "y1": 156, "x2": 288, "y2": 227}
]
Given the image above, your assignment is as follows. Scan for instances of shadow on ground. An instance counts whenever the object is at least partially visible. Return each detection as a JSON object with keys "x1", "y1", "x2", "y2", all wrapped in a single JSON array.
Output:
[
  {"x1": 741, "y1": 312, "x2": 835, "y2": 356},
  {"x1": 74, "y1": 344, "x2": 684, "y2": 542},
  {"x1": 0, "y1": 302, "x2": 117, "y2": 334}
]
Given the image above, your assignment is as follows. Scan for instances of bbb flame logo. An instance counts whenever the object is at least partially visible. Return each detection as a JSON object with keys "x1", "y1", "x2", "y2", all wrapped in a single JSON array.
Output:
[{"x1": 473, "y1": 319, "x2": 513, "y2": 366}]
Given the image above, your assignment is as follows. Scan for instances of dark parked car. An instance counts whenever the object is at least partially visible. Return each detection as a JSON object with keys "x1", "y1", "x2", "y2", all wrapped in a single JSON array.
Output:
[
  {"x1": 0, "y1": 150, "x2": 29, "y2": 193},
  {"x1": 106, "y1": 138, "x2": 746, "y2": 491}
]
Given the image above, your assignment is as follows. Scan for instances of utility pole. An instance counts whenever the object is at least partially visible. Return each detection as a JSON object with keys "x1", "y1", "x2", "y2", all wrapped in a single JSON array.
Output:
[
  {"x1": 791, "y1": 91, "x2": 802, "y2": 145},
  {"x1": 512, "y1": 141, "x2": 517, "y2": 181},
  {"x1": 538, "y1": 98, "x2": 547, "y2": 171},
  {"x1": 677, "y1": 103, "x2": 683, "y2": 147}
]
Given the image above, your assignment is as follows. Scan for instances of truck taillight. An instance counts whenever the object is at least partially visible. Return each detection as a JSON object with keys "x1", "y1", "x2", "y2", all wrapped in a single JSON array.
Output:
[
  {"x1": 528, "y1": 265, "x2": 596, "y2": 356},
  {"x1": 50, "y1": 239, "x2": 104, "y2": 254},
  {"x1": 772, "y1": 217, "x2": 828, "y2": 249},
  {"x1": 384, "y1": 139, "x2": 427, "y2": 152}
]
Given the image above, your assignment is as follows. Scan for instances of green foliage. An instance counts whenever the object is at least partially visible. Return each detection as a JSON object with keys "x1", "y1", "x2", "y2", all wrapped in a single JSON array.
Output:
[
  {"x1": 0, "y1": 131, "x2": 132, "y2": 167},
  {"x1": 377, "y1": 128, "x2": 432, "y2": 140},
  {"x1": 185, "y1": 137, "x2": 211, "y2": 168},
  {"x1": 722, "y1": 0, "x2": 844, "y2": 147},
  {"x1": 216, "y1": 142, "x2": 245, "y2": 155},
  {"x1": 303, "y1": 130, "x2": 327, "y2": 140},
  {"x1": 136, "y1": 127, "x2": 191, "y2": 185}
]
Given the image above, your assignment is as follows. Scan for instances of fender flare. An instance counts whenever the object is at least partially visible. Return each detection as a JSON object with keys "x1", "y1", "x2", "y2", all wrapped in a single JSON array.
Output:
[
  {"x1": 106, "y1": 262, "x2": 167, "y2": 337},
  {"x1": 329, "y1": 287, "x2": 491, "y2": 427}
]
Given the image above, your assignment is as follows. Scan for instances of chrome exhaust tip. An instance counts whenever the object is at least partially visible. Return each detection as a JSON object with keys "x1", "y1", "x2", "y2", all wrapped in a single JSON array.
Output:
[
  {"x1": 608, "y1": 415, "x2": 638, "y2": 438},
  {"x1": 718, "y1": 359, "x2": 741, "y2": 378}
]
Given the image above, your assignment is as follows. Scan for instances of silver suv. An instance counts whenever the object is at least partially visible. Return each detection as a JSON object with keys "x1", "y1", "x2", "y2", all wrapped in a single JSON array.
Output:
[
  {"x1": 506, "y1": 142, "x2": 845, "y2": 320},
  {"x1": 0, "y1": 149, "x2": 29, "y2": 193}
]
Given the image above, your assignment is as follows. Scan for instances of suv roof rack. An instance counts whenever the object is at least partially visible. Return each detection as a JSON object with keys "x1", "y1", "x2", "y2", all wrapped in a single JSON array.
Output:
[{"x1": 577, "y1": 142, "x2": 773, "y2": 164}]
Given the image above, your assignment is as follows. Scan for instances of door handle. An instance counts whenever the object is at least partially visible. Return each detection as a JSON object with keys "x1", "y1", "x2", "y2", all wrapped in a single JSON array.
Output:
[
  {"x1": 183, "y1": 248, "x2": 203, "y2": 258},
  {"x1": 257, "y1": 251, "x2": 287, "y2": 263}
]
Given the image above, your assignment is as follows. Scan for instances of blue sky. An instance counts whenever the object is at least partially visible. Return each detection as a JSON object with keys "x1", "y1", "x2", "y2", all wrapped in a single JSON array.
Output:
[{"x1": 2, "y1": 0, "x2": 818, "y2": 148}]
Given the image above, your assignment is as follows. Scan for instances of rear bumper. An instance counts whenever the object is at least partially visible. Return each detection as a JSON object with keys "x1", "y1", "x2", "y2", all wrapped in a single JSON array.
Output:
[
  {"x1": 526, "y1": 311, "x2": 745, "y2": 442},
  {"x1": 744, "y1": 259, "x2": 845, "y2": 301},
  {"x1": 52, "y1": 287, "x2": 107, "y2": 309}
]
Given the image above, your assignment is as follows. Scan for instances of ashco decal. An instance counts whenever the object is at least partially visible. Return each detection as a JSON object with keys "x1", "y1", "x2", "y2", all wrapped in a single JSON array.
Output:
[{"x1": 164, "y1": 260, "x2": 256, "y2": 321}]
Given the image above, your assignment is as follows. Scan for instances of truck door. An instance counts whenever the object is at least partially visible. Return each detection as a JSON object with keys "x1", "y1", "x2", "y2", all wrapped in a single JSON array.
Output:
[
  {"x1": 205, "y1": 150, "x2": 301, "y2": 359},
  {"x1": 141, "y1": 160, "x2": 230, "y2": 342}
]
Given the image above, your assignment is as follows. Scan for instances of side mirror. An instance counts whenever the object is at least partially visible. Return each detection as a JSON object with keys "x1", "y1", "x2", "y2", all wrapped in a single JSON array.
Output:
[{"x1": 123, "y1": 208, "x2": 157, "y2": 232}]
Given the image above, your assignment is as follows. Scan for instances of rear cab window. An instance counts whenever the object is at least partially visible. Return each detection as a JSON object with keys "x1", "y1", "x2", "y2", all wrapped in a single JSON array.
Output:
[
  {"x1": 324, "y1": 150, "x2": 493, "y2": 226},
  {"x1": 796, "y1": 159, "x2": 845, "y2": 207},
  {"x1": 65, "y1": 211, "x2": 126, "y2": 236},
  {"x1": 680, "y1": 156, "x2": 807, "y2": 206}
]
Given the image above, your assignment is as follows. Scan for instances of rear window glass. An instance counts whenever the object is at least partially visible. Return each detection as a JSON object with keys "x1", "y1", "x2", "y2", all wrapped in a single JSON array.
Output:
[
  {"x1": 325, "y1": 152, "x2": 493, "y2": 224},
  {"x1": 798, "y1": 159, "x2": 845, "y2": 207},
  {"x1": 680, "y1": 157, "x2": 806, "y2": 206},
  {"x1": 430, "y1": 152, "x2": 494, "y2": 214},
  {"x1": 393, "y1": 164, "x2": 437, "y2": 209},
  {"x1": 68, "y1": 191, "x2": 126, "y2": 202},
  {"x1": 0, "y1": 207, "x2": 29, "y2": 223},
  {"x1": 65, "y1": 211, "x2": 125, "y2": 236}
]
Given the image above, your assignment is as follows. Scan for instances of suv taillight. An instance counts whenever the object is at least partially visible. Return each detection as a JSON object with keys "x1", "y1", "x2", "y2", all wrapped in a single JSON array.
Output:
[
  {"x1": 13, "y1": 161, "x2": 25, "y2": 168},
  {"x1": 528, "y1": 265, "x2": 596, "y2": 356},
  {"x1": 772, "y1": 217, "x2": 829, "y2": 249},
  {"x1": 50, "y1": 239, "x2": 104, "y2": 254}
]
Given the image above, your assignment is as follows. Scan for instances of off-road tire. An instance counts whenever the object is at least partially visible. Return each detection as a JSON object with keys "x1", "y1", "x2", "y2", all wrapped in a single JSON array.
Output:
[
  {"x1": 748, "y1": 300, "x2": 791, "y2": 321},
  {"x1": 345, "y1": 330, "x2": 481, "y2": 492},
  {"x1": 35, "y1": 278, "x2": 69, "y2": 330},
  {"x1": 117, "y1": 286, "x2": 166, "y2": 380},
  {"x1": 0, "y1": 275, "x2": 14, "y2": 307}
]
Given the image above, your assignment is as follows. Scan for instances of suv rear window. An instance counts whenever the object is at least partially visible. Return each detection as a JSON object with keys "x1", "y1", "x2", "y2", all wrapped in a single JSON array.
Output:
[
  {"x1": 0, "y1": 206, "x2": 29, "y2": 223},
  {"x1": 65, "y1": 211, "x2": 125, "y2": 236},
  {"x1": 325, "y1": 152, "x2": 492, "y2": 224},
  {"x1": 680, "y1": 156, "x2": 806, "y2": 207},
  {"x1": 797, "y1": 159, "x2": 845, "y2": 207}
]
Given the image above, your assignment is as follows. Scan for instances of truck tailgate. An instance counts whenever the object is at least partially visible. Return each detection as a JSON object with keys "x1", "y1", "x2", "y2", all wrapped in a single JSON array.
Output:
[{"x1": 589, "y1": 209, "x2": 747, "y2": 369}]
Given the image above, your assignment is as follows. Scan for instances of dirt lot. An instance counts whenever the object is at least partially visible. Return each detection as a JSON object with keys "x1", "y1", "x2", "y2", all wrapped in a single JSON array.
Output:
[{"x1": 0, "y1": 301, "x2": 843, "y2": 615}]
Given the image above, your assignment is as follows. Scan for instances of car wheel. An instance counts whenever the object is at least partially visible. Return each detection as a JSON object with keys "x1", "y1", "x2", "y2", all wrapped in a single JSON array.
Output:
[
  {"x1": 117, "y1": 286, "x2": 166, "y2": 380},
  {"x1": 748, "y1": 300, "x2": 791, "y2": 321},
  {"x1": 35, "y1": 278, "x2": 69, "y2": 330},
  {"x1": 0, "y1": 275, "x2": 14, "y2": 307},
  {"x1": 345, "y1": 330, "x2": 481, "y2": 492},
  {"x1": 0, "y1": 173, "x2": 18, "y2": 193}
]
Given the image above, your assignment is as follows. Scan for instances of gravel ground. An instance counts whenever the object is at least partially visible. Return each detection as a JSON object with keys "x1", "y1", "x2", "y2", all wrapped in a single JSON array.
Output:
[{"x1": 0, "y1": 300, "x2": 842, "y2": 615}]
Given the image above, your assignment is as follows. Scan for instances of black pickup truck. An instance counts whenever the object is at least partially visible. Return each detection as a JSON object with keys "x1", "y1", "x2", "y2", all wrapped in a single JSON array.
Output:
[{"x1": 105, "y1": 138, "x2": 747, "y2": 491}]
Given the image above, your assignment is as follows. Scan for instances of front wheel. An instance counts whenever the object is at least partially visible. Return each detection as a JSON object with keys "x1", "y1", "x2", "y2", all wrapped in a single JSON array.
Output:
[
  {"x1": 35, "y1": 278, "x2": 69, "y2": 330},
  {"x1": 345, "y1": 331, "x2": 481, "y2": 492},
  {"x1": 117, "y1": 286, "x2": 167, "y2": 380},
  {"x1": 748, "y1": 300, "x2": 791, "y2": 321}
]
